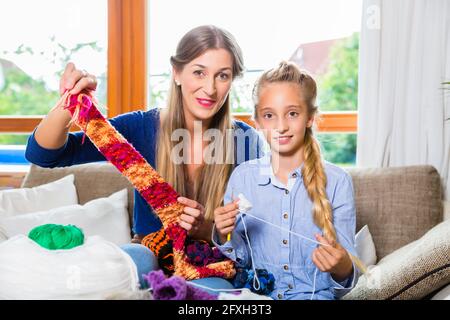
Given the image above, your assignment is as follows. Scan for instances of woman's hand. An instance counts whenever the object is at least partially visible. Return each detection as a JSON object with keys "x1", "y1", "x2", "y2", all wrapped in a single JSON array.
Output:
[
  {"x1": 312, "y1": 234, "x2": 354, "y2": 282},
  {"x1": 34, "y1": 62, "x2": 98, "y2": 149},
  {"x1": 59, "y1": 62, "x2": 97, "y2": 96},
  {"x1": 177, "y1": 197, "x2": 206, "y2": 237},
  {"x1": 213, "y1": 200, "x2": 240, "y2": 244}
]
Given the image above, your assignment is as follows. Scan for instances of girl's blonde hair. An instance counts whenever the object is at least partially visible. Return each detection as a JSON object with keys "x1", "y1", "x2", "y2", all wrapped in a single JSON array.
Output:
[
  {"x1": 253, "y1": 61, "x2": 337, "y2": 242},
  {"x1": 156, "y1": 25, "x2": 244, "y2": 221}
]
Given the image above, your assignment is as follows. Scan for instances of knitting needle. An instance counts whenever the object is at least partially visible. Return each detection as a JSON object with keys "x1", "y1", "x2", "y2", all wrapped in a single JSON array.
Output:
[{"x1": 226, "y1": 188, "x2": 237, "y2": 242}]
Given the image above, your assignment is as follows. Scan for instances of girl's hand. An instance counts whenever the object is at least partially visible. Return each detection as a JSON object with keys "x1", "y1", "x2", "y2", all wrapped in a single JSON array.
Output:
[
  {"x1": 177, "y1": 197, "x2": 206, "y2": 236},
  {"x1": 213, "y1": 200, "x2": 240, "y2": 244},
  {"x1": 312, "y1": 234, "x2": 353, "y2": 282},
  {"x1": 59, "y1": 62, "x2": 97, "y2": 96}
]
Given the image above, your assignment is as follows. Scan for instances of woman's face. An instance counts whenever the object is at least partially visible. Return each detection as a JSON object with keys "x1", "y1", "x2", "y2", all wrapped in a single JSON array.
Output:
[{"x1": 173, "y1": 48, "x2": 233, "y2": 125}]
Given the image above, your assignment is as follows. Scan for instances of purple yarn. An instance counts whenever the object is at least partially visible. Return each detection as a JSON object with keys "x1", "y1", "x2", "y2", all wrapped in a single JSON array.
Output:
[
  {"x1": 211, "y1": 247, "x2": 225, "y2": 260},
  {"x1": 185, "y1": 240, "x2": 227, "y2": 266},
  {"x1": 143, "y1": 270, "x2": 217, "y2": 300}
]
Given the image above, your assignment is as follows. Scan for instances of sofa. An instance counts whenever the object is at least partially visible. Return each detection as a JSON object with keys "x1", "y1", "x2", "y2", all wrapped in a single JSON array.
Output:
[{"x1": 18, "y1": 162, "x2": 450, "y2": 300}]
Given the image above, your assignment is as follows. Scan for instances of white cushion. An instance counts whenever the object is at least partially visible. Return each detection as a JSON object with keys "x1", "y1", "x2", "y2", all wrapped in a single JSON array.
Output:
[
  {"x1": 343, "y1": 219, "x2": 450, "y2": 300},
  {"x1": 0, "y1": 234, "x2": 139, "y2": 299},
  {"x1": 355, "y1": 225, "x2": 377, "y2": 266},
  {"x1": 0, "y1": 189, "x2": 131, "y2": 246},
  {"x1": 431, "y1": 284, "x2": 450, "y2": 300},
  {"x1": 0, "y1": 174, "x2": 78, "y2": 217}
]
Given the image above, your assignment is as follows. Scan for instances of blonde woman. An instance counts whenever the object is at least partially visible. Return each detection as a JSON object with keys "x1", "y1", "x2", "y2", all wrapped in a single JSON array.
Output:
[
  {"x1": 25, "y1": 25, "x2": 263, "y2": 291},
  {"x1": 213, "y1": 61, "x2": 359, "y2": 299}
]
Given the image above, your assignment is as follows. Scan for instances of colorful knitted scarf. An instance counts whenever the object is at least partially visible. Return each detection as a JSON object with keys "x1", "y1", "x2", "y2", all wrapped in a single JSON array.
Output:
[{"x1": 63, "y1": 93, "x2": 235, "y2": 280}]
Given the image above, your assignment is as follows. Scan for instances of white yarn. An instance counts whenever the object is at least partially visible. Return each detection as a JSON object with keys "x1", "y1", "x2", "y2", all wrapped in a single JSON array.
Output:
[
  {"x1": 238, "y1": 212, "x2": 319, "y2": 300},
  {"x1": 242, "y1": 212, "x2": 332, "y2": 247},
  {"x1": 239, "y1": 214, "x2": 261, "y2": 291},
  {"x1": 212, "y1": 192, "x2": 356, "y2": 300},
  {"x1": 188, "y1": 282, "x2": 245, "y2": 293},
  {"x1": 231, "y1": 193, "x2": 332, "y2": 300},
  {"x1": 0, "y1": 235, "x2": 139, "y2": 300},
  {"x1": 237, "y1": 193, "x2": 253, "y2": 212},
  {"x1": 310, "y1": 267, "x2": 319, "y2": 300},
  {"x1": 187, "y1": 282, "x2": 272, "y2": 300}
]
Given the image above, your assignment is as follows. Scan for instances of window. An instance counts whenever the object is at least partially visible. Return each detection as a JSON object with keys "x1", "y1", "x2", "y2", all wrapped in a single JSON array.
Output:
[
  {"x1": 0, "y1": 0, "x2": 108, "y2": 165},
  {"x1": 0, "y1": 0, "x2": 146, "y2": 167},
  {"x1": 0, "y1": 0, "x2": 360, "y2": 168},
  {"x1": 0, "y1": 0, "x2": 108, "y2": 115},
  {"x1": 147, "y1": 0, "x2": 361, "y2": 166},
  {"x1": 314, "y1": 32, "x2": 360, "y2": 167}
]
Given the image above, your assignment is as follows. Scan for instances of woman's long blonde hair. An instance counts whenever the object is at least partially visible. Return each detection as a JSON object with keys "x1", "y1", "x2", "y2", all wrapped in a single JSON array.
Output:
[
  {"x1": 156, "y1": 25, "x2": 244, "y2": 221},
  {"x1": 252, "y1": 61, "x2": 337, "y2": 241}
]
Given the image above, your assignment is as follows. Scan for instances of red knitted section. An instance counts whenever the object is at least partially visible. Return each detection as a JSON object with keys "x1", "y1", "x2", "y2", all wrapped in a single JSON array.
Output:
[
  {"x1": 99, "y1": 142, "x2": 147, "y2": 172},
  {"x1": 165, "y1": 224, "x2": 187, "y2": 251},
  {"x1": 140, "y1": 183, "x2": 179, "y2": 210}
]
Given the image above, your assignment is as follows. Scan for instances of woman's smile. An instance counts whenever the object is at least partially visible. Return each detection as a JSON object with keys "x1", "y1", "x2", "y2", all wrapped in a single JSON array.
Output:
[{"x1": 196, "y1": 98, "x2": 216, "y2": 109}]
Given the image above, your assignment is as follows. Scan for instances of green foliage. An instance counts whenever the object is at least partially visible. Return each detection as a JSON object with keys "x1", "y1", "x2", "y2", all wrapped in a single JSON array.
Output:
[
  {"x1": 318, "y1": 33, "x2": 359, "y2": 112},
  {"x1": 0, "y1": 134, "x2": 28, "y2": 145},
  {"x1": 0, "y1": 65, "x2": 60, "y2": 145},
  {"x1": 317, "y1": 133, "x2": 356, "y2": 166},
  {"x1": 0, "y1": 67, "x2": 59, "y2": 116},
  {"x1": 0, "y1": 38, "x2": 106, "y2": 145},
  {"x1": 316, "y1": 33, "x2": 360, "y2": 165}
]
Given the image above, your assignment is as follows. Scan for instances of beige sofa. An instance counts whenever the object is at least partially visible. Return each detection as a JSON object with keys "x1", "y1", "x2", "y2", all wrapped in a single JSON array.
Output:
[{"x1": 21, "y1": 162, "x2": 449, "y2": 300}]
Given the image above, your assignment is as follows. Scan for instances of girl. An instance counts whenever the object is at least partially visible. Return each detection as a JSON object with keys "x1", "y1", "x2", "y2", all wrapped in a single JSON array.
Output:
[
  {"x1": 213, "y1": 61, "x2": 359, "y2": 300},
  {"x1": 25, "y1": 25, "x2": 263, "y2": 291}
]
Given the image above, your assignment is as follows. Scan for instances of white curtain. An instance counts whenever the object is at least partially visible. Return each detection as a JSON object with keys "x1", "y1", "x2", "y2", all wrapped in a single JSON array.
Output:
[{"x1": 357, "y1": 0, "x2": 450, "y2": 200}]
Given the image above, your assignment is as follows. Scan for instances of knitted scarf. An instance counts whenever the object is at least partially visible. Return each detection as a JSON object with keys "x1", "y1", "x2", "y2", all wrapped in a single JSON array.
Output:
[{"x1": 63, "y1": 93, "x2": 235, "y2": 280}]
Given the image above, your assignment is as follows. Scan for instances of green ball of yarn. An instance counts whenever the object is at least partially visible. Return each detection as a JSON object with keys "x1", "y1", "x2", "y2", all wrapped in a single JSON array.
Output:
[{"x1": 28, "y1": 224, "x2": 84, "y2": 250}]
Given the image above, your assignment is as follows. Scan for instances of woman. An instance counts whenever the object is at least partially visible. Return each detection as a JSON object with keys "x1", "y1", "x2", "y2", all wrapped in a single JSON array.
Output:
[{"x1": 25, "y1": 25, "x2": 263, "y2": 292}]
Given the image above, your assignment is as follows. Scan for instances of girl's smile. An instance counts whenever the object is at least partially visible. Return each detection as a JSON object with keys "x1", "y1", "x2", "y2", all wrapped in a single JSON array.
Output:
[{"x1": 274, "y1": 135, "x2": 294, "y2": 145}]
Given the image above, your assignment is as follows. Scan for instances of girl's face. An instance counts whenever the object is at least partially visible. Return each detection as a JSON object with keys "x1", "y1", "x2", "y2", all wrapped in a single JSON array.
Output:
[
  {"x1": 173, "y1": 48, "x2": 233, "y2": 124},
  {"x1": 255, "y1": 82, "x2": 314, "y2": 156}
]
